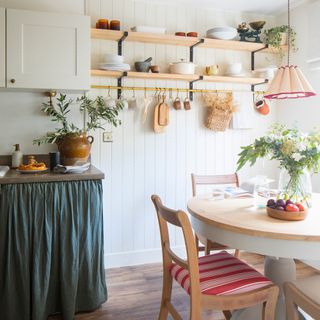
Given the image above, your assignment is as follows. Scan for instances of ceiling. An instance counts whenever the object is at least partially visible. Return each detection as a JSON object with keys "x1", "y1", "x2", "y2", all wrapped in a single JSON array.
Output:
[{"x1": 139, "y1": 0, "x2": 307, "y2": 15}]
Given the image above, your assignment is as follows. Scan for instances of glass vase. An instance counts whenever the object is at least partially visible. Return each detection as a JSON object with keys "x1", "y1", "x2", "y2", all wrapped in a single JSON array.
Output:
[{"x1": 278, "y1": 168, "x2": 312, "y2": 207}]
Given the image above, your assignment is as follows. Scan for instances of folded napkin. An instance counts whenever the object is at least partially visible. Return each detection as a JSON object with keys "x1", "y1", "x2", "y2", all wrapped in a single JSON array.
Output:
[
  {"x1": 0, "y1": 166, "x2": 10, "y2": 178},
  {"x1": 53, "y1": 163, "x2": 90, "y2": 174}
]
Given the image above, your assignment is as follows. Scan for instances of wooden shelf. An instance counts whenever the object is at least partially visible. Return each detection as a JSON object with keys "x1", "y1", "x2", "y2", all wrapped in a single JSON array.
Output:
[
  {"x1": 91, "y1": 69, "x2": 267, "y2": 85},
  {"x1": 91, "y1": 29, "x2": 270, "y2": 52}
]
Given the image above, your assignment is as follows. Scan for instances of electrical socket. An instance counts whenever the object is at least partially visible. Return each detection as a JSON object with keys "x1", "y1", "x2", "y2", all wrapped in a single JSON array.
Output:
[{"x1": 103, "y1": 131, "x2": 113, "y2": 142}]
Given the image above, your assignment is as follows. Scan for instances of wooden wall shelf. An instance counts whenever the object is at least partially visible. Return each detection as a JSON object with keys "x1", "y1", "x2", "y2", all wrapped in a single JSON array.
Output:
[
  {"x1": 91, "y1": 29, "x2": 271, "y2": 52},
  {"x1": 91, "y1": 69, "x2": 266, "y2": 85}
]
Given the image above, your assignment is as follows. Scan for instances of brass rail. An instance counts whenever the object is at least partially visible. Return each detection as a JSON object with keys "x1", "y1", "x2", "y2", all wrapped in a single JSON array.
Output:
[{"x1": 90, "y1": 84, "x2": 265, "y2": 95}]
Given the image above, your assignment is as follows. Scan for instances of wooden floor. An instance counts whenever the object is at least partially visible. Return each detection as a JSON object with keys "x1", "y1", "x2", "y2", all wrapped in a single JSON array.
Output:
[{"x1": 51, "y1": 252, "x2": 319, "y2": 320}]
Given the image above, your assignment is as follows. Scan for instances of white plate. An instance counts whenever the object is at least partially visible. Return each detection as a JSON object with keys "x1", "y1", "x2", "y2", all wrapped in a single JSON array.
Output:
[{"x1": 17, "y1": 168, "x2": 48, "y2": 174}]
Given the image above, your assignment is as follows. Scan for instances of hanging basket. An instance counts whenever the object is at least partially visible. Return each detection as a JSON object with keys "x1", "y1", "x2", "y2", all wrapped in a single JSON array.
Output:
[
  {"x1": 203, "y1": 93, "x2": 236, "y2": 132},
  {"x1": 205, "y1": 108, "x2": 233, "y2": 131}
]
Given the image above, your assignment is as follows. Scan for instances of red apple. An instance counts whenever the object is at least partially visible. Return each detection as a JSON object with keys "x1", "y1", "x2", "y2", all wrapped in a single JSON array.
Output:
[
  {"x1": 286, "y1": 204, "x2": 300, "y2": 212},
  {"x1": 296, "y1": 203, "x2": 305, "y2": 212}
]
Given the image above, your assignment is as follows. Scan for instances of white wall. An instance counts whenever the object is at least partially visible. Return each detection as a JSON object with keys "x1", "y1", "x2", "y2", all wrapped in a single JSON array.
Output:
[
  {"x1": 275, "y1": 0, "x2": 320, "y2": 191},
  {"x1": 0, "y1": 0, "x2": 278, "y2": 268}
]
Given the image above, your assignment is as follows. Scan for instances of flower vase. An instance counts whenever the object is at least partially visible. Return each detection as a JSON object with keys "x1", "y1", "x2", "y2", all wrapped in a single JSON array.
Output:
[{"x1": 278, "y1": 169, "x2": 312, "y2": 207}]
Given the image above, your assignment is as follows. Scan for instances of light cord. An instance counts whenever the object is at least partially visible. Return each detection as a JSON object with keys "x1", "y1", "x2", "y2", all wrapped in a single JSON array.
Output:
[{"x1": 288, "y1": 0, "x2": 291, "y2": 65}]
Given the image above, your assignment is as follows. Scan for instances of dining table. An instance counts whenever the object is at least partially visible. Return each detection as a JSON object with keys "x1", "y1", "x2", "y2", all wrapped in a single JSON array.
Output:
[{"x1": 187, "y1": 193, "x2": 320, "y2": 320}]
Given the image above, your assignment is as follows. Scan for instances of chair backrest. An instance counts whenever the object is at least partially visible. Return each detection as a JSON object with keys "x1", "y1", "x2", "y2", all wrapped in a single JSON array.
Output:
[
  {"x1": 151, "y1": 195, "x2": 201, "y2": 296},
  {"x1": 191, "y1": 173, "x2": 239, "y2": 196}
]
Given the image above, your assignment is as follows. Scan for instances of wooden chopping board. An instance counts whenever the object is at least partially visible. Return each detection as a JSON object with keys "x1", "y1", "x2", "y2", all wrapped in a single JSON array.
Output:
[
  {"x1": 154, "y1": 103, "x2": 166, "y2": 133},
  {"x1": 158, "y1": 101, "x2": 169, "y2": 126}
]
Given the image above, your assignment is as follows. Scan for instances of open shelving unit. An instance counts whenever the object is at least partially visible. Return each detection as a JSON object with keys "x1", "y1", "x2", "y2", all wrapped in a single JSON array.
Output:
[{"x1": 90, "y1": 28, "x2": 283, "y2": 99}]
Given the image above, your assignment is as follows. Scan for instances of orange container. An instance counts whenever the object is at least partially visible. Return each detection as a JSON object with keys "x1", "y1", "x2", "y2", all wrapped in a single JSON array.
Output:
[
  {"x1": 97, "y1": 19, "x2": 109, "y2": 29},
  {"x1": 110, "y1": 20, "x2": 120, "y2": 30}
]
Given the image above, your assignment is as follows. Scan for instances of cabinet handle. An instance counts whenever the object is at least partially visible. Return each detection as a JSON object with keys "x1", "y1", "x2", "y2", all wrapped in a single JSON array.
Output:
[{"x1": 10, "y1": 79, "x2": 15, "y2": 84}]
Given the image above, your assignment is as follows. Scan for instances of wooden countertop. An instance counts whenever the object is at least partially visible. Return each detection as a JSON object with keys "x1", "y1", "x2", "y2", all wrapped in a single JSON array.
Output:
[{"x1": 0, "y1": 165, "x2": 104, "y2": 184}]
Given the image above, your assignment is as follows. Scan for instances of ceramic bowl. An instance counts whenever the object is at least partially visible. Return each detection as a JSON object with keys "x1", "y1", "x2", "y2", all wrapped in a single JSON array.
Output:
[
  {"x1": 104, "y1": 54, "x2": 124, "y2": 64},
  {"x1": 206, "y1": 27, "x2": 237, "y2": 40},
  {"x1": 225, "y1": 63, "x2": 242, "y2": 76}
]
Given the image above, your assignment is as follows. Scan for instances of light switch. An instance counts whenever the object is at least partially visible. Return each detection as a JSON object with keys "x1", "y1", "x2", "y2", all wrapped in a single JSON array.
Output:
[{"x1": 103, "y1": 131, "x2": 113, "y2": 142}]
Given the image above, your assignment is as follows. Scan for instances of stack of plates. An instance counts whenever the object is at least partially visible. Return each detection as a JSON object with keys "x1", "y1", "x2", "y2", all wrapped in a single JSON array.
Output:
[
  {"x1": 206, "y1": 27, "x2": 237, "y2": 40},
  {"x1": 99, "y1": 54, "x2": 131, "y2": 71}
]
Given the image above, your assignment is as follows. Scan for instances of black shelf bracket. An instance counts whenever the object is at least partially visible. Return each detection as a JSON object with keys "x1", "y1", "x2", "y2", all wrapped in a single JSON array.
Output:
[
  {"x1": 251, "y1": 79, "x2": 269, "y2": 93},
  {"x1": 189, "y1": 76, "x2": 203, "y2": 101},
  {"x1": 118, "y1": 31, "x2": 128, "y2": 56},
  {"x1": 117, "y1": 71, "x2": 128, "y2": 99},
  {"x1": 251, "y1": 45, "x2": 268, "y2": 71},
  {"x1": 189, "y1": 39, "x2": 205, "y2": 62}
]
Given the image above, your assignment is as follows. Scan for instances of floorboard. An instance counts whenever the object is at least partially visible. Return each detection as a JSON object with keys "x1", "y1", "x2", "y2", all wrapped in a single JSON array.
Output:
[{"x1": 49, "y1": 252, "x2": 319, "y2": 320}]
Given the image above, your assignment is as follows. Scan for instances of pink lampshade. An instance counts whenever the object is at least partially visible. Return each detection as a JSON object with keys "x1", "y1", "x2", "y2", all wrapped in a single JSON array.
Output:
[{"x1": 264, "y1": 65, "x2": 316, "y2": 99}]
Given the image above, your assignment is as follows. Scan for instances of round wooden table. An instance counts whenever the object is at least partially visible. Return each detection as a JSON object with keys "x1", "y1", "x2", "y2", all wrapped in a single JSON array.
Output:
[{"x1": 187, "y1": 194, "x2": 320, "y2": 320}]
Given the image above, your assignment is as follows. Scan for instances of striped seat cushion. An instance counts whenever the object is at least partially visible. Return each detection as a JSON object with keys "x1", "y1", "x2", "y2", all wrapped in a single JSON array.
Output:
[{"x1": 170, "y1": 251, "x2": 272, "y2": 296}]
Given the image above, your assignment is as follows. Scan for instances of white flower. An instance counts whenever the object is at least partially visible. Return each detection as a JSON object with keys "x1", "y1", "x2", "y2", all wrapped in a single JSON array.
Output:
[
  {"x1": 297, "y1": 143, "x2": 307, "y2": 151},
  {"x1": 292, "y1": 153, "x2": 303, "y2": 161}
]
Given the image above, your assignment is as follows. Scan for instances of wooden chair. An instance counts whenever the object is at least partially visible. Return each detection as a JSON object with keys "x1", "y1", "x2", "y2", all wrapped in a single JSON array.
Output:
[
  {"x1": 191, "y1": 173, "x2": 240, "y2": 257},
  {"x1": 151, "y1": 194, "x2": 279, "y2": 320},
  {"x1": 284, "y1": 276, "x2": 320, "y2": 320}
]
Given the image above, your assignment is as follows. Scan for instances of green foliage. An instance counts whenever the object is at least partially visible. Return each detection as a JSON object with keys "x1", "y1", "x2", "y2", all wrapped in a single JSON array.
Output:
[
  {"x1": 34, "y1": 93, "x2": 123, "y2": 145},
  {"x1": 237, "y1": 124, "x2": 320, "y2": 177},
  {"x1": 264, "y1": 25, "x2": 297, "y2": 60}
]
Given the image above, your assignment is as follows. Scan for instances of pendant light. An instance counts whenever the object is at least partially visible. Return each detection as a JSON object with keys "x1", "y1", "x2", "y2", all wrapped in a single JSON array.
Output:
[{"x1": 264, "y1": 0, "x2": 316, "y2": 99}]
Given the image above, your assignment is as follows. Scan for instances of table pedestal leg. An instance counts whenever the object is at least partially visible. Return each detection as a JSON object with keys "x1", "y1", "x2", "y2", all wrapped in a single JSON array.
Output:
[{"x1": 231, "y1": 256, "x2": 296, "y2": 320}]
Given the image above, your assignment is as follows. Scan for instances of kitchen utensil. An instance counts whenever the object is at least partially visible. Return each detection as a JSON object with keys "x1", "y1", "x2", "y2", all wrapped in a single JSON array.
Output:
[
  {"x1": 225, "y1": 62, "x2": 242, "y2": 76},
  {"x1": 129, "y1": 89, "x2": 138, "y2": 109},
  {"x1": 255, "y1": 99, "x2": 270, "y2": 115},
  {"x1": 206, "y1": 27, "x2": 237, "y2": 40},
  {"x1": 184, "y1": 96, "x2": 191, "y2": 110},
  {"x1": 110, "y1": 20, "x2": 120, "y2": 30},
  {"x1": 173, "y1": 90, "x2": 182, "y2": 110},
  {"x1": 175, "y1": 32, "x2": 186, "y2": 36},
  {"x1": 150, "y1": 65, "x2": 160, "y2": 73},
  {"x1": 142, "y1": 95, "x2": 153, "y2": 124},
  {"x1": 187, "y1": 32, "x2": 198, "y2": 37},
  {"x1": 169, "y1": 59, "x2": 196, "y2": 75},
  {"x1": 205, "y1": 65, "x2": 219, "y2": 76},
  {"x1": 135, "y1": 57, "x2": 152, "y2": 72},
  {"x1": 97, "y1": 19, "x2": 109, "y2": 29},
  {"x1": 154, "y1": 102, "x2": 166, "y2": 133},
  {"x1": 158, "y1": 95, "x2": 169, "y2": 126},
  {"x1": 131, "y1": 26, "x2": 166, "y2": 34},
  {"x1": 266, "y1": 206, "x2": 308, "y2": 221}
]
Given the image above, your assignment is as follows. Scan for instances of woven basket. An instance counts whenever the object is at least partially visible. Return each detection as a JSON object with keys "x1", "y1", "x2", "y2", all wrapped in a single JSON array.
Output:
[{"x1": 205, "y1": 107, "x2": 233, "y2": 131}]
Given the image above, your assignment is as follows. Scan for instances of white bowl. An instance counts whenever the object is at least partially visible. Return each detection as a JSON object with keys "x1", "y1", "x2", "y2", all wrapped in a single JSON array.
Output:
[
  {"x1": 206, "y1": 27, "x2": 237, "y2": 40},
  {"x1": 104, "y1": 54, "x2": 124, "y2": 64}
]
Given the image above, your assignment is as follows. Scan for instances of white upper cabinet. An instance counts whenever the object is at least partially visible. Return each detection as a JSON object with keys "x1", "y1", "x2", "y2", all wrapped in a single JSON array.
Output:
[
  {"x1": 0, "y1": 8, "x2": 5, "y2": 88},
  {"x1": 6, "y1": 9, "x2": 90, "y2": 91}
]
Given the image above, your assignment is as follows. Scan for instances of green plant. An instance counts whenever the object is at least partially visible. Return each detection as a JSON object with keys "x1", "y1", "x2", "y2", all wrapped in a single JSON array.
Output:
[
  {"x1": 237, "y1": 124, "x2": 320, "y2": 203},
  {"x1": 34, "y1": 94, "x2": 123, "y2": 145},
  {"x1": 264, "y1": 25, "x2": 297, "y2": 60}
]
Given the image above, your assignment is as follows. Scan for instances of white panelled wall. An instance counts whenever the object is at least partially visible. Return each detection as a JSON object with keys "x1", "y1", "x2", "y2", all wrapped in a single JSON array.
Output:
[
  {"x1": 87, "y1": 0, "x2": 277, "y2": 267},
  {"x1": 0, "y1": 0, "x2": 279, "y2": 268}
]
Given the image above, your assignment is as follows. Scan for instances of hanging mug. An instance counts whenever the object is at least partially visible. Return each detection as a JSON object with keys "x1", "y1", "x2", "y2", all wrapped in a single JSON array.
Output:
[
  {"x1": 184, "y1": 96, "x2": 191, "y2": 110},
  {"x1": 117, "y1": 95, "x2": 129, "y2": 111},
  {"x1": 255, "y1": 99, "x2": 270, "y2": 115},
  {"x1": 173, "y1": 97, "x2": 182, "y2": 110},
  {"x1": 128, "y1": 89, "x2": 138, "y2": 109}
]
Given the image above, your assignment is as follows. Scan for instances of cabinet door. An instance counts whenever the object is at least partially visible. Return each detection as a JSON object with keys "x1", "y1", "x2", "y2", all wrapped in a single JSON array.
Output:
[
  {"x1": 0, "y1": 8, "x2": 5, "y2": 88},
  {"x1": 6, "y1": 9, "x2": 90, "y2": 91}
]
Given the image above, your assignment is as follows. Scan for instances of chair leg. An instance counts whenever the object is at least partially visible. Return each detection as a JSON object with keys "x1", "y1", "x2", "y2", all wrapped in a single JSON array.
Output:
[
  {"x1": 190, "y1": 293, "x2": 201, "y2": 320},
  {"x1": 223, "y1": 310, "x2": 232, "y2": 320},
  {"x1": 159, "y1": 268, "x2": 173, "y2": 320},
  {"x1": 235, "y1": 249, "x2": 240, "y2": 258},
  {"x1": 262, "y1": 286, "x2": 279, "y2": 320},
  {"x1": 284, "y1": 283, "x2": 300, "y2": 320},
  {"x1": 204, "y1": 239, "x2": 211, "y2": 255}
]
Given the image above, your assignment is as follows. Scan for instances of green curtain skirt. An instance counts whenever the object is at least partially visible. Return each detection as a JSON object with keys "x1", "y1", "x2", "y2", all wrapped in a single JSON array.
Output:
[{"x1": 0, "y1": 180, "x2": 107, "y2": 320}]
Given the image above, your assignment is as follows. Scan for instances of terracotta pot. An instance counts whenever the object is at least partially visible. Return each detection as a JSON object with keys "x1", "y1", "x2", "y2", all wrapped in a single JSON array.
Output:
[{"x1": 58, "y1": 133, "x2": 94, "y2": 165}]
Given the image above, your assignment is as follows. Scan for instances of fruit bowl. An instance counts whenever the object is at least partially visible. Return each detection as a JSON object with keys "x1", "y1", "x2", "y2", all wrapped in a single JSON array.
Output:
[
  {"x1": 266, "y1": 199, "x2": 308, "y2": 221},
  {"x1": 266, "y1": 207, "x2": 308, "y2": 221}
]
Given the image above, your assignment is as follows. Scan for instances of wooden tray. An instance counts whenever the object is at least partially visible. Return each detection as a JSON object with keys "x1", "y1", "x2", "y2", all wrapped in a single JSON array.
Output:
[{"x1": 266, "y1": 207, "x2": 308, "y2": 221}]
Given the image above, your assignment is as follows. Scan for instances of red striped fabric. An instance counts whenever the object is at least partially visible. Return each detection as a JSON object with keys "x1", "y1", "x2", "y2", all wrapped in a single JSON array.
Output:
[{"x1": 170, "y1": 251, "x2": 272, "y2": 296}]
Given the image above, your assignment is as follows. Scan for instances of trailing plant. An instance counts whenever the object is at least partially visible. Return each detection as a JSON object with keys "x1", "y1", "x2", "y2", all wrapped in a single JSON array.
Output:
[
  {"x1": 264, "y1": 25, "x2": 297, "y2": 60},
  {"x1": 34, "y1": 93, "x2": 123, "y2": 145}
]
